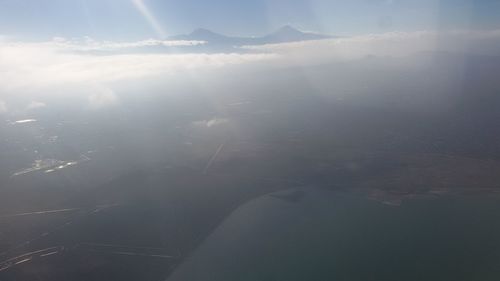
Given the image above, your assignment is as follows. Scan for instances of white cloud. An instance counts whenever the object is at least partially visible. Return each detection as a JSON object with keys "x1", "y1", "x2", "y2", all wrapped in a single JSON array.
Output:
[
  {"x1": 193, "y1": 118, "x2": 230, "y2": 128},
  {"x1": 26, "y1": 100, "x2": 46, "y2": 110},
  {"x1": 1, "y1": 30, "x2": 500, "y2": 106},
  {"x1": 88, "y1": 86, "x2": 119, "y2": 109},
  {"x1": 0, "y1": 100, "x2": 7, "y2": 113},
  {"x1": 50, "y1": 36, "x2": 206, "y2": 51},
  {"x1": 0, "y1": 38, "x2": 275, "y2": 96},
  {"x1": 243, "y1": 29, "x2": 500, "y2": 64}
]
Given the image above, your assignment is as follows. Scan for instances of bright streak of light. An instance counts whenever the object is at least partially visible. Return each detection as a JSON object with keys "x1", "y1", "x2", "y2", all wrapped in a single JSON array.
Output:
[
  {"x1": 203, "y1": 142, "x2": 226, "y2": 174},
  {"x1": 132, "y1": 0, "x2": 167, "y2": 38},
  {"x1": 12, "y1": 119, "x2": 37, "y2": 124},
  {"x1": 82, "y1": 249, "x2": 175, "y2": 259},
  {"x1": 0, "y1": 208, "x2": 80, "y2": 219},
  {"x1": 14, "y1": 258, "x2": 32, "y2": 265},
  {"x1": 40, "y1": 251, "x2": 58, "y2": 257}
]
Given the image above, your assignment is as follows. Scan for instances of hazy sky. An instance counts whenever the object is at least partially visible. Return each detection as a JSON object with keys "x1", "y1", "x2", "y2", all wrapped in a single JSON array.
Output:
[{"x1": 1, "y1": 0, "x2": 500, "y2": 39}]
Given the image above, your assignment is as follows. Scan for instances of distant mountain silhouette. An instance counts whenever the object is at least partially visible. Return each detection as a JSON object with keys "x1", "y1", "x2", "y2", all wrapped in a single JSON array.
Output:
[
  {"x1": 259, "y1": 25, "x2": 331, "y2": 44},
  {"x1": 81, "y1": 26, "x2": 334, "y2": 55},
  {"x1": 178, "y1": 28, "x2": 236, "y2": 44},
  {"x1": 171, "y1": 25, "x2": 333, "y2": 46}
]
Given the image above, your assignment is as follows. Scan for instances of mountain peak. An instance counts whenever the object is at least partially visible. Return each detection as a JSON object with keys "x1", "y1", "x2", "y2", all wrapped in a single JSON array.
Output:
[
  {"x1": 170, "y1": 26, "x2": 332, "y2": 47},
  {"x1": 272, "y1": 25, "x2": 304, "y2": 36},
  {"x1": 190, "y1": 28, "x2": 219, "y2": 37},
  {"x1": 277, "y1": 25, "x2": 301, "y2": 33},
  {"x1": 262, "y1": 25, "x2": 330, "y2": 44}
]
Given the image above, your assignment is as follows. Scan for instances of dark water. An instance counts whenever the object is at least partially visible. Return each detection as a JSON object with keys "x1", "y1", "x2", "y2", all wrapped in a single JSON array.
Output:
[{"x1": 169, "y1": 188, "x2": 500, "y2": 281}]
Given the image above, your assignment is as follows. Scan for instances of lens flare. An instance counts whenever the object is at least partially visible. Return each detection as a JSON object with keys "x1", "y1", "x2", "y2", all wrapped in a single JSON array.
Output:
[{"x1": 131, "y1": 0, "x2": 167, "y2": 38}]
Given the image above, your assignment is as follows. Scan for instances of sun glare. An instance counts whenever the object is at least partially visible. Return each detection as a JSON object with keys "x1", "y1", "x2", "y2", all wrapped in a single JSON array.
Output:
[{"x1": 131, "y1": 0, "x2": 167, "y2": 38}]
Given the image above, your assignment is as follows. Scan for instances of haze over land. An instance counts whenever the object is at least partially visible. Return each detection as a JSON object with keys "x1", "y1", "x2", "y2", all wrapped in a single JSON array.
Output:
[{"x1": 2, "y1": 0, "x2": 500, "y2": 280}]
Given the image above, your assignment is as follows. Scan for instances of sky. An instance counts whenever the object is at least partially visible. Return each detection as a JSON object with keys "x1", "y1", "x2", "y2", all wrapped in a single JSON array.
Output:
[{"x1": 1, "y1": 0, "x2": 500, "y2": 40}]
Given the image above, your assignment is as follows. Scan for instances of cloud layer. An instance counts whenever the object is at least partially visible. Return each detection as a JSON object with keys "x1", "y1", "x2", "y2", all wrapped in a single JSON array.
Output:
[
  {"x1": 0, "y1": 37, "x2": 275, "y2": 97},
  {"x1": 1, "y1": 30, "x2": 500, "y2": 111},
  {"x1": 26, "y1": 100, "x2": 46, "y2": 110},
  {"x1": 0, "y1": 100, "x2": 7, "y2": 113},
  {"x1": 50, "y1": 37, "x2": 206, "y2": 51},
  {"x1": 244, "y1": 29, "x2": 500, "y2": 64}
]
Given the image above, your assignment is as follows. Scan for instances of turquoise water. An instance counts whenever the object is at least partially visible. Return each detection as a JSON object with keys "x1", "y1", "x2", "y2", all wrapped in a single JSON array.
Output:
[{"x1": 169, "y1": 188, "x2": 500, "y2": 281}]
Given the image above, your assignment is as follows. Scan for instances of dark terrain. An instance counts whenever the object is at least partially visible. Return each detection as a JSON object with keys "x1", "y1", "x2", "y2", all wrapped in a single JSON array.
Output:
[{"x1": 1, "y1": 52, "x2": 500, "y2": 280}]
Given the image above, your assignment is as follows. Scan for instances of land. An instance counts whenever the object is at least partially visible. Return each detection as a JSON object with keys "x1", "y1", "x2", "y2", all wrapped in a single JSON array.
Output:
[{"x1": 2, "y1": 54, "x2": 500, "y2": 280}]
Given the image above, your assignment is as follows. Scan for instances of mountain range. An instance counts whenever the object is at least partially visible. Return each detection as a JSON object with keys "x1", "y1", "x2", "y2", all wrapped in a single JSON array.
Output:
[
  {"x1": 170, "y1": 25, "x2": 333, "y2": 46},
  {"x1": 80, "y1": 26, "x2": 334, "y2": 54}
]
